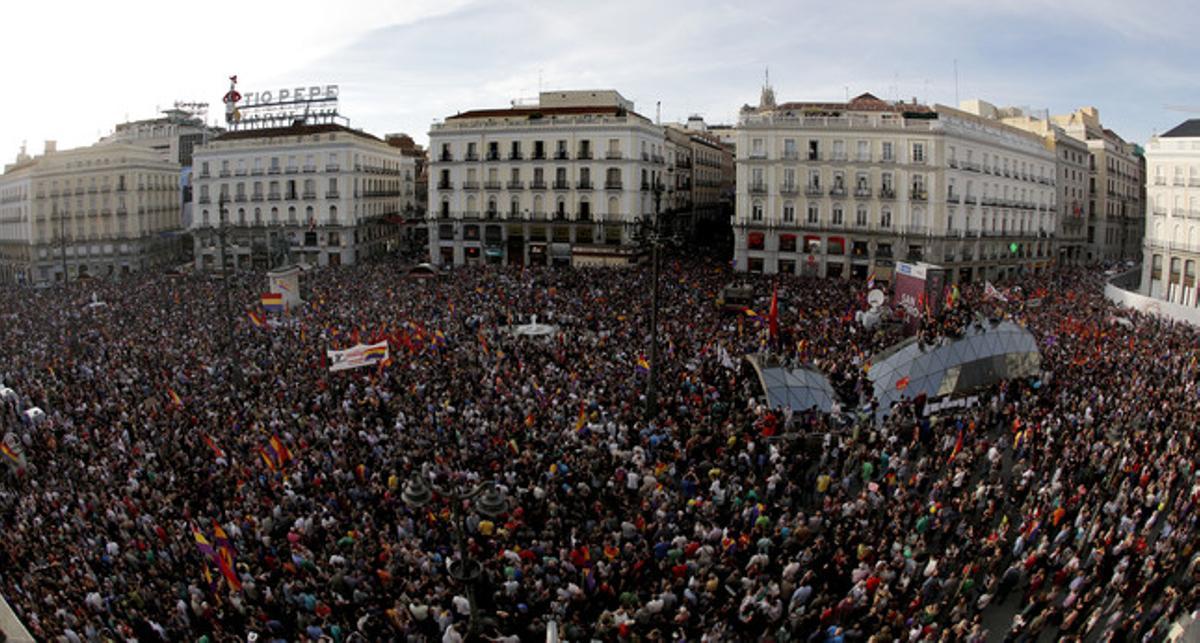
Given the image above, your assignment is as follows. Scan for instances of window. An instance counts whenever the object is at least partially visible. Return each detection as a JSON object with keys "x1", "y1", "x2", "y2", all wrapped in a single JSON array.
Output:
[
  {"x1": 881, "y1": 142, "x2": 894, "y2": 161},
  {"x1": 856, "y1": 205, "x2": 867, "y2": 227},
  {"x1": 857, "y1": 140, "x2": 869, "y2": 161},
  {"x1": 881, "y1": 207, "x2": 892, "y2": 228},
  {"x1": 751, "y1": 138, "x2": 765, "y2": 157},
  {"x1": 808, "y1": 140, "x2": 819, "y2": 161},
  {"x1": 329, "y1": 205, "x2": 338, "y2": 224},
  {"x1": 832, "y1": 205, "x2": 843, "y2": 226},
  {"x1": 751, "y1": 201, "x2": 763, "y2": 221},
  {"x1": 807, "y1": 204, "x2": 819, "y2": 224},
  {"x1": 783, "y1": 202, "x2": 795, "y2": 223},
  {"x1": 912, "y1": 143, "x2": 925, "y2": 163},
  {"x1": 783, "y1": 139, "x2": 797, "y2": 159},
  {"x1": 808, "y1": 169, "x2": 821, "y2": 188}
]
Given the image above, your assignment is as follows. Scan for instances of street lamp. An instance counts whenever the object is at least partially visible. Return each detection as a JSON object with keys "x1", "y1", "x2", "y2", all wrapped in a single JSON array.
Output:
[
  {"x1": 638, "y1": 176, "x2": 671, "y2": 420},
  {"x1": 401, "y1": 469, "x2": 509, "y2": 639},
  {"x1": 217, "y1": 194, "x2": 242, "y2": 387}
]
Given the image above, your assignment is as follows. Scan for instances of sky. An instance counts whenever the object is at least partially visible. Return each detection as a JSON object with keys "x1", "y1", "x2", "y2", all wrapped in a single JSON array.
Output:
[{"x1": 2, "y1": 0, "x2": 1198, "y2": 164}]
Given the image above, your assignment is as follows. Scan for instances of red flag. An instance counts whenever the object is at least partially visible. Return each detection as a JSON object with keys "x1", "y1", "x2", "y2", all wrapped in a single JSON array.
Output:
[
  {"x1": 895, "y1": 376, "x2": 910, "y2": 391},
  {"x1": 768, "y1": 283, "x2": 779, "y2": 342}
]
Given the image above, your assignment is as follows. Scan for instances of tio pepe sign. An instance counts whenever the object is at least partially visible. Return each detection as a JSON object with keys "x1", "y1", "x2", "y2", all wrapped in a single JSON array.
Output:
[{"x1": 238, "y1": 85, "x2": 339, "y2": 107}]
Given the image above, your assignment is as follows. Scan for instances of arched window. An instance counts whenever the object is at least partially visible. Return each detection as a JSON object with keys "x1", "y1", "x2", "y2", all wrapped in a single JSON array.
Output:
[
  {"x1": 329, "y1": 205, "x2": 338, "y2": 225},
  {"x1": 305, "y1": 205, "x2": 314, "y2": 226},
  {"x1": 533, "y1": 195, "x2": 544, "y2": 216},
  {"x1": 487, "y1": 198, "x2": 497, "y2": 218},
  {"x1": 237, "y1": 208, "x2": 246, "y2": 225},
  {"x1": 254, "y1": 208, "x2": 262, "y2": 225},
  {"x1": 751, "y1": 200, "x2": 763, "y2": 221},
  {"x1": 510, "y1": 198, "x2": 520, "y2": 217},
  {"x1": 607, "y1": 196, "x2": 620, "y2": 220},
  {"x1": 466, "y1": 195, "x2": 477, "y2": 215},
  {"x1": 579, "y1": 197, "x2": 591, "y2": 220},
  {"x1": 288, "y1": 206, "x2": 297, "y2": 224},
  {"x1": 555, "y1": 197, "x2": 567, "y2": 219},
  {"x1": 440, "y1": 199, "x2": 450, "y2": 217},
  {"x1": 270, "y1": 207, "x2": 279, "y2": 223}
]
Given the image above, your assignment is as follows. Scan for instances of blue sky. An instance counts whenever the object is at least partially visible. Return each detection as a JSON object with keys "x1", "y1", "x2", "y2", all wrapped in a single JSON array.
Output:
[{"x1": 2, "y1": 0, "x2": 1198, "y2": 163}]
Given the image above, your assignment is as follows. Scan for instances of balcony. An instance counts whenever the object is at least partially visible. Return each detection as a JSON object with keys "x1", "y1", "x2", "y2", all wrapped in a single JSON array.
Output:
[
  {"x1": 462, "y1": 181, "x2": 480, "y2": 190},
  {"x1": 465, "y1": 153, "x2": 479, "y2": 162},
  {"x1": 251, "y1": 194, "x2": 264, "y2": 202},
  {"x1": 554, "y1": 151, "x2": 569, "y2": 160},
  {"x1": 577, "y1": 181, "x2": 593, "y2": 189},
  {"x1": 530, "y1": 181, "x2": 547, "y2": 190},
  {"x1": 219, "y1": 170, "x2": 231, "y2": 177},
  {"x1": 879, "y1": 188, "x2": 896, "y2": 199},
  {"x1": 234, "y1": 194, "x2": 247, "y2": 203},
  {"x1": 747, "y1": 151, "x2": 767, "y2": 160},
  {"x1": 641, "y1": 181, "x2": 650, "y2": 191},
  {"x1": 964, "y1": 196, "x2": 977, "y2": 205},
  {"x1": 268, "y1": 167, "x2": 281, "y2": 175},
  {"x1": 946, "y1": 192, "x2": 959, "y2": 203},
  {"x1": 508, "y1": 152, "x2": 524, "y2": 161},
  {"x1": 605, "y1": 181, "x2": 623, "y2": 190},
  {"x1": 910, "y1": 190, "x2": 927, "y2": 201},
  {"x1": 854, "y1": 187, "x2": 872, "y2": 198},
  {"x1": 326, "y1": 190, "x2": 340, "y2": 199},
  {"x1": 439, "y1": 154, "x2": 454, "y2": 162},
  {"x1": 485, "y1": 153, "x2": 501, "y2": 162},
  {"x1": 948, "y1": 159, "x2": 959, "y2": 169},
  {"x1": 779, "y1": 184, "x2": 799, "y2": 195},
  {"x1": 577, "y1": 151, "x2": 593, "y2": 160},
  {"x1": 303, "y1": 191, "x2": 318, "y2": 200},
  {"x1": 748, "y1": 183, "x2": 768, "y2": 195},
  {"x1": 829, "y1": 186, "x2": 846, "y2": 197},
  {"x1": 507, "y1": 181, "x2": 525, "y2": 190},
  {"x1": 880, "y1": 156, "x2": 895, "y2": 164},
  {"x1": 484, "y1": 181, "x2": 502, "y2": 190},
  {"x1": 286, "y1": 166, "x2": 299, "y2": 173},
  {"x1": 532, "y1": 152, "x2": 547, "y2": 160},
  {"x1": 606, "y1": 151, "x2": 623, "y2": 160},
  {"x1": 326, "y1": 164, "x2": 340, "y2": 172},
  {"x1": 268, "y1": 194, "x2": 281, "y2": 201},
  {"x1": 198, "y1": 196, "x2": 211, "y2": 204},
  {"x1": 234, "y1": 169, "x2": 247, "y2": 176},
  {"x1": 912, "y1": 157, "x2": 926, "y2": 165},
  {"x1": 782, "y1": 151, "x2": 799, "y2": 160},
  {"x1": 830, "y1": 153, "x2": 847, "y2": 162},
  {"x1": 552, "y1": 181, "x2": 571, "y2": 190}
]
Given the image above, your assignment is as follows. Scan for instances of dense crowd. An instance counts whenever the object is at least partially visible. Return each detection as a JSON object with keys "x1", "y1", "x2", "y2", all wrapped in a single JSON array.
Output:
[{"x1": 1, "y1": 255, "x2": 1198, "y2": 642}]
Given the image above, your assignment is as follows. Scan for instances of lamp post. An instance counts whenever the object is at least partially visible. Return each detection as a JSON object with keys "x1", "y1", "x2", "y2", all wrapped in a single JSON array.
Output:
[
  {"x1": 642, "y1": 177, "x2": 670, "y2": 420},
  {"x1": 217, "y1": 194, "x2": 242, "y2": 386},
  {"x1": 401, "y1": 470, "x2": 509, "y2": 640},
  {"x1": 56, "y1": 201, "x2": 68, "y2": 284}
]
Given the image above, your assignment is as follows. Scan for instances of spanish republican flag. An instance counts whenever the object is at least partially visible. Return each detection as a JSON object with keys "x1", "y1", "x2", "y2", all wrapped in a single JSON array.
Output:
[
  {"x1": 248, "y1": 310, "x2": 266, "y2": 328},
  {"x1": 0, "y1": 442, "x2": 20, "y2": 465},
  {"x1": 635, "y1": 355, "x2": 650, "y2": 374},
  {"x1": 261, "y1": 292, "x2": 284, "y2": 313},
  {"x1": 168, "y1": 388, "x2": 183, "y2": 408},
  {"x1": 202, "y1": 434, "x2": 225, "y2": 459},
  {"x1": 768, "y1": 283, "x2": 779, "y2": 341},
  {"x1": 269, "y1": 435, "x2": 293, "y2": 466},
  {"x1": 575, "y1": 403, "x2": 587, "y2": 432}
]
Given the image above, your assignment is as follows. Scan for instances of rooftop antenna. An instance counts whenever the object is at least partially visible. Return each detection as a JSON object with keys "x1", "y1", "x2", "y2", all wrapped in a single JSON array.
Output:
[
  {"x1": 954, "y1": 59, "x2": 960, "y2": 106},
  {"x1": 656, "y1": 101, "x2": 661, "y2": 125}
]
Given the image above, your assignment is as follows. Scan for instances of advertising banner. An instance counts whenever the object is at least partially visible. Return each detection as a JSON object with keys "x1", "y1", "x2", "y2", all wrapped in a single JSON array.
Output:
[{"x1": 326, "y1": 341, "x2": 389, "y2": 372}]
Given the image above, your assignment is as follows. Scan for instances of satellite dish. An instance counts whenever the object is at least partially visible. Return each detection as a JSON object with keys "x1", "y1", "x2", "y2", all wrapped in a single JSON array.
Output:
[{"x1": 867, "y1": 289, "x2": 885, "y2": 308}]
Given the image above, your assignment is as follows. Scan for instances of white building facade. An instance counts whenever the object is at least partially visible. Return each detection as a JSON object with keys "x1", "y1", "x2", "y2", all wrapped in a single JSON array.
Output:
[
  {"x1": 427, "y1": 90, "x2": 667, "y2": 267},
  {"x1": 190, "y1": 123, "x2": 415, "y2": 270},
  {"x1": 0, "y1": 142, "x2": 181, "y2": 285},
  {"x1": 1142, "y1": 120, "x2": 1200, "y2": 305},
  {"x1": 733, "y1": 89, "x2": 1056, "y2": 284}
]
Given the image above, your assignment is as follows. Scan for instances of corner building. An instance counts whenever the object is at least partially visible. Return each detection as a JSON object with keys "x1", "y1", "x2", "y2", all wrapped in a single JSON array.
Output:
[
  {"x1": 427, "y1": 90, "x2": 667, "y2": 267},
  {"x1": 734, "y1": 88, "x2": 1057, "y2": 284},
  {"x1": 190, "y1": 123, "x2": 415, "y2": 270},
  {"x1": 0, "y1": 142, "x2": 181, "y2": 285},
  {"x1": 1142, "y1": 119, "x2": 1200, "y2": 305}
]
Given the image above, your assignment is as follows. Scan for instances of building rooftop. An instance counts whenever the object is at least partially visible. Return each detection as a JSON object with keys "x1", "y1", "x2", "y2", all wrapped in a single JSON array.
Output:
[
  {"x1": 445, "y1": 105, "x2": 648, "y2": 122},
  {"x1": 211, "y1": 122, "x2": 382, "y2": 144},
  {"x1": 1162, "y1": 119, "x2": 1200, "y2": 138},
  {"x1": 773, "y1": 92, "x2": 933, "y2": 115}
]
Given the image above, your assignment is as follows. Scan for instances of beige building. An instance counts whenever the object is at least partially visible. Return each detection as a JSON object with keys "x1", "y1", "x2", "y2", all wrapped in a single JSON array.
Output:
[
  {"x1": 666, "y1": 118, "x2": 735, "y2": 241},
  {"x1": 0, "y1": 141, "x2": 181, "y2": 285},
  {"x1": 959, "y1": 101, "x2": 1091, "y2": 266},
  {"x1": 190, "y1": 123, "x2": 416, "y2": 270},
  {"x1": 1141, "y1": 119, "x2": 1200, "y2": 305},
  {"x1": 734, "y1": 87, "x2": 1056, "y2": 283},
  {"x1": 427, "y1": 90, "x2": 668, "y2": 267},
  {"x1": 1051, "y1": 107, "x2": 1145, "y2": 262}
]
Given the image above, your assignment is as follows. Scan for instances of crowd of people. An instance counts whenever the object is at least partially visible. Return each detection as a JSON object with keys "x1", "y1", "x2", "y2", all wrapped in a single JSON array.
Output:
[{"x1": 1, "y1": 254, "x2": 1198, "y2": 642}]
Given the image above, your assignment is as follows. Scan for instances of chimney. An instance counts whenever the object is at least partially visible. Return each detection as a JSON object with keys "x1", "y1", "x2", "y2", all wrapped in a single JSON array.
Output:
[{"x1": 44, "y1": 140, "x2": 57, "y2": 154}]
